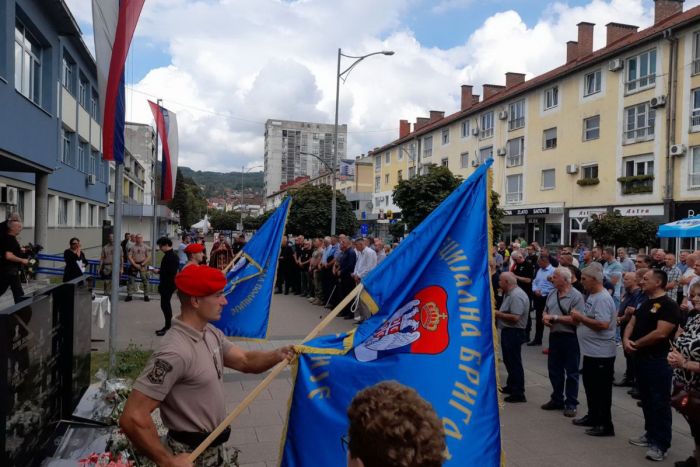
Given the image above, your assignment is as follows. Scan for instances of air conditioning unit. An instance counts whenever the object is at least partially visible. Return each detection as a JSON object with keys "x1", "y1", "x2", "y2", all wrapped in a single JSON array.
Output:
[
  {"x1": 608, "y1": 58, "x2": 624, "y2": 71},
  {"x1": 2, "y1": 187, "x2": 18, "y2": 205},
  {"x1": 566, "y1": 164, "x2": 579, "y2": 174},
  {"x1": 498, "y1": 110, "x2": 508, "y2": 120},
  {"x1": 650, "y1": 95, "x2": 667, "y2": 109},
  {"x1": 670, "y1": 144, "x2": 686, "y2": 157},
  {"x1": 87, "y1": 174, "x2": 97, "y2": 185},
  {"x1": 471, "y1": 159, "x2": 480, "y2": 167},
  {"x1": 496, "y1": 148, "x2": 507, "y2": 157},
  {"x1": 471, "y1": 127, "x2": 480, "y2": 136}
]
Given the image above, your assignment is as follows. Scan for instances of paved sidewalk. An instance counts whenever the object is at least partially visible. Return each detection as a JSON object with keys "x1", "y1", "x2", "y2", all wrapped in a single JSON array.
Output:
[{"x1": 94, "y1": 292, "x2": 694, "y2": 466}]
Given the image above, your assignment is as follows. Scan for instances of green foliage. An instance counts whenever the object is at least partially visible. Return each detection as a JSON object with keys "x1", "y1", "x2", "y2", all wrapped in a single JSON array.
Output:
[
  {"x1": 617, "y1": 174, "x2": 655, "y2": 183},
  {"x1": 286, "y1": 185, "x2": 358, "y2": 237},
  {"x1": 489, "y1": 190, "x2": 505, "y2": 240},
  {"x1": 586, "y1": 211, "x2": 658, "y2": 249},
  {"x1": 180, "y1": 166, "x2": 264, "y2": 198},
  {"x1": 210, "y1": 210, "x2": 242, "y2": 231},
  {"x1": 90, "y1": 344, "x2": 153, "y2": 382},
  {"x1": 168, "y1": 168, "x2": 208, "y2": 229},
  {"x1": 392, "y1": 165, "x2": 463, "y2": 230},
  {"x1": 388, "y1": 221, "x2": 407, "y2": 241},
  {"x1": 244, "y1": 210, "x2": 273, "y2": 231},
  {"x1": 577, "y1": 177, "x2": 600, "y2": 186}
]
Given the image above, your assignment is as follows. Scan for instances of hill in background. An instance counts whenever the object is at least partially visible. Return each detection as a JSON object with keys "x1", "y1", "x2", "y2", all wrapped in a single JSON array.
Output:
[{"x1": 180, "y1": 166, "x2": 264, "y2": 198}]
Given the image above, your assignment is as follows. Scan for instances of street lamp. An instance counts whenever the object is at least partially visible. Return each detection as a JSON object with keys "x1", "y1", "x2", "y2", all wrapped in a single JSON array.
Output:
[
  {"x1": 240, "y1": 165, "x2": 263, "y2": 225},
  {"x1": 331, "y1": 48, "x2": 394, "y2": 235}
]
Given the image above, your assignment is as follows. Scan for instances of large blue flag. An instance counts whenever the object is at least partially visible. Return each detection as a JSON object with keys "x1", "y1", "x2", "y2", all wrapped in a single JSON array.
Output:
[
  {"x1": 280, "y1": 160, "x2": 501, "y2": 466},
  {"x1": 212, "y1": 197, "x2": 291, "y2": 338}
]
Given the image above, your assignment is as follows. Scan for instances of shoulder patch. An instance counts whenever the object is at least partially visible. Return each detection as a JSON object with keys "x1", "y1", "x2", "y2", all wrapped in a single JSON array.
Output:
[{"x1": 146, "y1": 358, "x2": 174, "y2": 385}]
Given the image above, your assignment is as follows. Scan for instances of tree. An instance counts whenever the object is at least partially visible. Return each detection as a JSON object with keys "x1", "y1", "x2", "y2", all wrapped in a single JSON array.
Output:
[
  {"x1": 586, "y1": 211, "x2": 658, "y2": 248},
  {"x1": 210, "y1": 211, "x2": 242, "y2": 231},
  {"x1": 392, "y1": 165, "x2": 504, "y2": 236},
  {"x1": 168, "y1": 168, "x2": 207, "y2": 229},
  {"x1": 244, "y1": 210, "x2": 273, "y2": 231},
  {"x1": 285, "y1": 185, "x2": 358, "y2": 238}
]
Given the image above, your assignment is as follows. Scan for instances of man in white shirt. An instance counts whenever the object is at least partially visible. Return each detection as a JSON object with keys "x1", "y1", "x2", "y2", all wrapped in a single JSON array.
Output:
[{"x1": 352, "y1": 238, "x2": 377, "y2": 284}]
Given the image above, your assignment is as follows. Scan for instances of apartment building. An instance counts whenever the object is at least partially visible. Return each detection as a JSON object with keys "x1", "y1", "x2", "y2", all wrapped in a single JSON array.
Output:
[
  {"x1": 369, "y1": 0, "x2": 700, "y2": 249},
  {"x1": 0, "y1": 0, "x2": 110, "y2": 256},
  {"x1": 264, "y1": 119, "x2": 347, "y2": 197}
]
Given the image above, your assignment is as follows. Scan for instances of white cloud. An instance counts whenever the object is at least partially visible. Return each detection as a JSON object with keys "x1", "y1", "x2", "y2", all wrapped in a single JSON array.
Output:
[{"x1": 64, "y1": 0, "x2": 699, "y2": 172}]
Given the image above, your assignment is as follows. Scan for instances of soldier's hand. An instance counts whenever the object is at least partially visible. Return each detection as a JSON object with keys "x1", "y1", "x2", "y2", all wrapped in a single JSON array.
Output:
[
  {"x1": 277, "y1": 345, "x2": 296, "y2": 362},
  {"x1": 162, "y1": 453, "x2": 192, "y2": 467}
]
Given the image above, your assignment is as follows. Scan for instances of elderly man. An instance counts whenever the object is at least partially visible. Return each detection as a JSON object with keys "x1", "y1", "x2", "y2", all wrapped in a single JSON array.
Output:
[
  {"x1": 662, "y1": 253, "x2": 682, "y2": 302},
  {"x1": 0, "y1": 214, "x2": 28, "y2": 303},
  {"x1": 126, "y1": 234, "x2": 151, "y2": 302},
  {"x1": 570, "y1": 264, "x2": 617, "y2": 437},
  {"x1": 680, "y1": 254, "x2": 698, "y2": 313},
  {"x1": 602, "y1": 247, "x2": 623, "y2": 307},
  {"x1": 119, "y1": 265, "x2": 293, "y2": 465},
  {"x1": 528, "y1": 255, "x2": 555, "y2": 346},
  {"x1": 541, "y1": 267, "x2": 585, "y2": 417},
  {"x1": 624, "y1": 269, "x2": 681, "y2": 462},
  {"x1": 618, "y1": 248, "x2": 636, "y2": 273},
  {"x1": 374, "y1": 238, "x2": 386, "y2": 264},
  {"x1": 496, "y1": 272, "x2": 530, "y2": 403},
  {"x1": 635, "y1": 254, "x2": 653, "y2": 270}
]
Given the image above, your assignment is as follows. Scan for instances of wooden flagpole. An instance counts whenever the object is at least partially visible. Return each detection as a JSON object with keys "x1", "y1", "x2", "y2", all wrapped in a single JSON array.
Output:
[
  {"x1": 221, "y1": 250, "x2": 244, "y2": 274},
  {"x1": 187, "y1": 283, "x2": 364, "y2": 461}
]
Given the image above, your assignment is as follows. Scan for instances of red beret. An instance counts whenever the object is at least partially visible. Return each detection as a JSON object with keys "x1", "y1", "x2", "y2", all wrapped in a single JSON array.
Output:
[
  {"x1": 184, "y1": 243, "x2": 205, "y2": 254},
  {"x1": 175, "y1": 265, "x2": 227, "y2": 297}
]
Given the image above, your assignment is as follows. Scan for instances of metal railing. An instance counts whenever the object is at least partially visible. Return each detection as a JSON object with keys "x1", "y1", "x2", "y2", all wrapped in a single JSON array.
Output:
[
  {"x1": 508, "y1": 118, "x2": 524, "y2": 131},
  {"x1": 36, "y1": 254, "x2": 160, "y2": 284}
]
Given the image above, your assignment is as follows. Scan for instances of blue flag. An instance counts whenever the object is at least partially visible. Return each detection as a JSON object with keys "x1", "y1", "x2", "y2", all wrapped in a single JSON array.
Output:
[
  {"x1": 280, "y1": 160, "x2": 501, "y2": 466},
  {"x1": 212, "y1": 197, "x2": 291, "y2": 338}
]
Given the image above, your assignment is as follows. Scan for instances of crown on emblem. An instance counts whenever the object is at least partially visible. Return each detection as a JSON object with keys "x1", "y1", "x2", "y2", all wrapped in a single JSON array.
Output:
[{"x1": 420, "y1": 301, "x2": 447, "y2": 331}]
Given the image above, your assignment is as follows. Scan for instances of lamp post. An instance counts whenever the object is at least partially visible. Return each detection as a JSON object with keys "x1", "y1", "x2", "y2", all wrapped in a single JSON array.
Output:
[{"x1": 331, "y1": 48, "x2": 394, "y2": 235}]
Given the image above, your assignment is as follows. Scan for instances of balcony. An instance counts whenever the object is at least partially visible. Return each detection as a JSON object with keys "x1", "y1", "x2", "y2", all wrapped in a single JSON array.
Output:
[
  {"x1": 618, "y1": 175, "x2": 654, "y2": 195},
  {"x1": 108, "y1": 203, "x2": 179, "y2": 221}
]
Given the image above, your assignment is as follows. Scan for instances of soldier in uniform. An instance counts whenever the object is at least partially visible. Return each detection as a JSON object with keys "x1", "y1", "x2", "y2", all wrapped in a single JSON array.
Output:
[
  {"x1": 126, "y1": 234, "x2": 151, "y2": 302},
  {"x1": 98, "y1": 233, "x2": 123, "y2": 295},
  {"x1": 119, "y1": 265, "x2": 294, "y2": 466},
  {"x1": 183, "y1": 243, "x2": 205, "y2": 270}
]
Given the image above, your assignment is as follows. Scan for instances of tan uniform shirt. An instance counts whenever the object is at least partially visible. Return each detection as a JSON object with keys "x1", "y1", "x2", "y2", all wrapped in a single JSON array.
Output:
[
  {"x1": 133, "y1": 318, "x2": 234, "y2": 432},
  {"x1": 101, "y1": 243, "x2": 115, "y2": 265},
  {"x1": 130, "y1": 243, "x2": 150, "y2": 264}
]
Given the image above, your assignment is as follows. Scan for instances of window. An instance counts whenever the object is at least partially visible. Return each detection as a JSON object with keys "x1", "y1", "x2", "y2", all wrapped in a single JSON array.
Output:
[
  {"x1": 90, "y1": 151, "x2": 98, "y2": 176},
  {"x1": 624, "y1": 102, "x2": 655, "y2": 142},
  {"x1": 385, "y1": 151, "x2": 391, "y2": 164},
  {"x1": 479, "y1": 146, "x2": 493, "y2": 163},
  {"x1": 541, "y1": 169, "x2": 555, "y2": 190},
  {"x1": 582, "y1": 164, "x2": 599, "y2": 180},
  {"x1": 375, "y1": 176, "x2": 380, "y2": 192},
  {"x1": 461, "y1": 120, "x2": 470, "y2": 138},
  {"x1": 583, "y1": 115, "x2": 600, "y2": 141},
  {"x1": 480, "y1": 112, "x2": 494, "y2": 138},
  {"x1": 76, "y1": 202, "x2": 83, "y2": 226},
  {"x1": 441, "y1": 158, "x2": 449, "y2": 167},
  {"x1": 622, "y1": 155, "x2": 654, "y2": 194},
  {"x1": 506, "y1": 137, "x2": 524, "y2": 167},
  {"x1": 423, "y1": 136, "x2": 433, "y2": 158},
  {"x1": 398, "y1": 148, "x2": 404, "y2": 161},
  {"x1": 397, "y1": 170, "x2": 403, "y2": 182},
  {"x1": 89, "y1": 205, "x2": 95, "y2": 227},
  {"x1": 460, "y1": 152, "x2": 469, "y2": 168},
  {"x1": 78, "y1": 74, "x2": 89, "y2": 108},
  {"x1": 62, "y1": 53, "x2": 75, "y2": 94},
  {"x1": 508, "y1": 100, "x2": 525, "y2": 130},
  {"x1": 543, "y1": 128, "x2": 557, "y2": 149},
  {"x1": 61, "y1": 129, "x2": 73, "y2": 165},
  {"x1": 91, "y1": 89, "x2": 99, "y2": 119},
  {"x1": 385, "y1": 173, "x2": 390, "y2": 184},
  {"x1": 408, "y1": 167, "x2": 416, "y2": 179},
  {"x1": 624, "y1": 157, "x2": 654, "y2": 176},
  {"x1": 375, "y1": 156, "x2": 381, "y2": 172},
  {"x1": 408, "y1": 143, "x2": 416, "y2": 161},
  {"x1": 584, "y1": 70, "x2": 601, "y2": 96},
  {"x1": 506, "y1": 174, "x2": 523, "y2": 204},
  {"x1": 694, "y1": 32, "x2": 700, "y2": 75},
  {"x1": 626, "y1": 49, "x2": 656, "y2": 93},
  {"x1": 14, "y1": 21, "x2": 42, "y2": 105},
  {"x1": 58, "y1": 198, "x2": 69, "y2": 225},
  {"x1": 77, "y1": 142, "x2": 88, "y2": 172},
  {"x1": 16, "y1": 190, "x2": 25, "y2": 222},
  {"x1": 690, "y1": 147, "x2": 700, "y2": 188},
  {"x1": 692, "y1": 89, "x2": 700, "y2": 130},
  {"x1": 544, "y1": 86, "x2": 558, "y2": 109},
  {"x1": 441, "y1": 128, "x2": 449, "y2": 145}
]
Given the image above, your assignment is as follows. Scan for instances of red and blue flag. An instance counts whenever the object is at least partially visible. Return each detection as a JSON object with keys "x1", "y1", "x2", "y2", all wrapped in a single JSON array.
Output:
[{"x1": 148, "y1": 101, "x2": 179, "y2": 201}]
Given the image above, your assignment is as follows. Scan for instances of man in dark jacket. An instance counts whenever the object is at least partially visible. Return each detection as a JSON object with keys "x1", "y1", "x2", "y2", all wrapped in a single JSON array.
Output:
[
  {"x1": 335, "y1": 237, "x2": 357, "y2": 318},
  {"x1": 154, "y1": 237, "x2": 180, "y2": 336}
]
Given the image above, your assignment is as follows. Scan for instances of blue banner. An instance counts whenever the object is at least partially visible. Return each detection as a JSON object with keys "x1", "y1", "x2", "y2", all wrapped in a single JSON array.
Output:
[
  {"x1": 280, "y1": 160, "x2": 501, "y2": 466},
  {"x1": 212, "y1": 197, "x2": 291, "y2": 338}
]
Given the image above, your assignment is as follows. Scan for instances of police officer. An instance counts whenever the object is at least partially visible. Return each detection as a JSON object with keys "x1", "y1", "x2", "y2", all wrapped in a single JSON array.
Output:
[{"x1": 119, "y1": 265, "x2": 294, "y2": 466}]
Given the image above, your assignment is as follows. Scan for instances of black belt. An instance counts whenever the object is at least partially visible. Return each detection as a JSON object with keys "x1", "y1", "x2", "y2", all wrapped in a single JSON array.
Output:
[{"x1": 168, "y1": 427, "x2": 231, "y2": 449}]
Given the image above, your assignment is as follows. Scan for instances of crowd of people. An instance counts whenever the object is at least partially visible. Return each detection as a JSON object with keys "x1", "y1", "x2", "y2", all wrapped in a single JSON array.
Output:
[
  {"x1": 275, "y1": 234, "x2": 393, "y2": 321},
  {"x1": 493, "y1": 240, "x2": 700, "y2": 465}
]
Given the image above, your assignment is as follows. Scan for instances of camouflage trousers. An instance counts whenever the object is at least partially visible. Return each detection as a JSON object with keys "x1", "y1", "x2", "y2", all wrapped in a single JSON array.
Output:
[{"x1": 166, "y1": 435, "x2": 240, "y2": 467}]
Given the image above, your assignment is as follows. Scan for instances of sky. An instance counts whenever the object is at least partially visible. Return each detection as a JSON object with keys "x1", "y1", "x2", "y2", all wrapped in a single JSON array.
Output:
[{"x1": 64, "y1": 0, "x2": 700, "y2": 172}]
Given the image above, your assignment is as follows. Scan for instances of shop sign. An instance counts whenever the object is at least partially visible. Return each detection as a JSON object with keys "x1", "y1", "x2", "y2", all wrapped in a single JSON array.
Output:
[
  {"x1": 569, "y1": 208, "x2": 607, "y2": 218},
  {"x1": 503, "y1": 207, "x2": 550, "y2": 216},
  {"x1": 614, "y1": 205, "x2": 664, "y2": 217},
  {"x1": 675, "y1": 202, "x2": 700, "y2": 220}
]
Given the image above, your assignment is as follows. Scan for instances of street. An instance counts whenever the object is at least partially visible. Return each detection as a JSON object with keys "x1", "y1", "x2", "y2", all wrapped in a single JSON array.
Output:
[{"x1": 95, "y1": 291, "x2": 694, "y2": 467}]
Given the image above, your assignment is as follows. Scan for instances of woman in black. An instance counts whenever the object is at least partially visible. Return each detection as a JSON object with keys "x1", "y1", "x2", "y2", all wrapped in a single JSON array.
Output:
[
  {"x1": 63, "y1": 237, "x2": 87, "y2": 282},
  {"x1": 153, "y1": 237, "x2": 180, "y2": 336}
]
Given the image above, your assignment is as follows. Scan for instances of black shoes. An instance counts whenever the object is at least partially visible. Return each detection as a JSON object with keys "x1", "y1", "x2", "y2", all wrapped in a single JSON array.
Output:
[
  {"x1": 675, "y1": 456, "x2": 697, "y2": 467},
  {"x1": 504, "y1": 395, "x2": 527, "y2": 403},
  {"x1": 155, "y1": 326, "x2": 170, "y2": 336},
  {"x1": 125, "y1": 295, "x2": 133, "y2": 302},
  {"x1": 585, "y1": 426, "x2": 615, "y2": 437},
  {"x1": 541, "y1": 400, "x2": 564, "y2": 411},
  {"x1": 572, "y1": 415, "x2": 595, "y2": 427},
  {"x1": 144, "y1": 295, "x2": 150, "y2": 302},
  {"x1": 499, "y1": 386, "x2": 512, "y2": 394}
]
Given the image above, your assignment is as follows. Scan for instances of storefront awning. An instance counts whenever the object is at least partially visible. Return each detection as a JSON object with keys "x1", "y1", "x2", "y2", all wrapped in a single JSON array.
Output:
[{"x1": 657, "y1": 215, "x2": 700, "y2": 238}]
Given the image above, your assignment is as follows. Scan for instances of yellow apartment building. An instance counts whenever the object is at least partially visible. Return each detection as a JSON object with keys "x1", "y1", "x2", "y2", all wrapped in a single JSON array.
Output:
[{"x1": 368, "y1": 0, "x2": 700, "y2": 248}]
